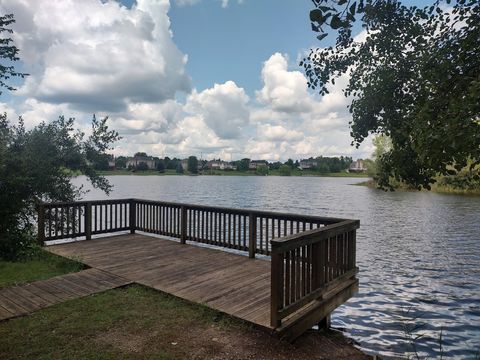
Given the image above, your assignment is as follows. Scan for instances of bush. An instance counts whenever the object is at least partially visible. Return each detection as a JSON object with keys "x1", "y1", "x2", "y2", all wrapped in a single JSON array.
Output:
[
  {"x1": 0, "y1": 114, "x2": 119, "y2": 260},
  {"x1": 135, "y1": 162, "x2": 149, "y2": 171},
  {"x1": 279, "y1": 165, "x2": 292, "y2": 176}
]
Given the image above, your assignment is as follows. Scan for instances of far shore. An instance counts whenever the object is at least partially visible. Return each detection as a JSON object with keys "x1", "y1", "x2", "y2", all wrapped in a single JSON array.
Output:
[
  {"x1": 95, "y1": 168, "x2": 370, "y2": 178},
  {"x1": 355, "y1": 179, "x2": 480, "y2": 196}
]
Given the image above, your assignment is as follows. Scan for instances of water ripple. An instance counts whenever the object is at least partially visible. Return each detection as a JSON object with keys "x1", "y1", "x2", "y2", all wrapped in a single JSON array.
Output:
[{"x1": 74, "y1": 175, "x2": 480, "y2": 359}]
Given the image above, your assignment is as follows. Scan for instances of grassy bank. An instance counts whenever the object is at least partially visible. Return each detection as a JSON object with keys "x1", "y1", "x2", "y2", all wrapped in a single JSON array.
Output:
[
  {"x1": 97, "y1": 169, "x2": 369, "y2": 178},
  {"x1": 0, "y1": 284, "x2": 369, "y2": 359},
  {"x1": 356, "y1": 179, "x2": 480, "y2": 196},
  {"x1": 0, "y1": 250, "x2": 85, "y2": 289}
]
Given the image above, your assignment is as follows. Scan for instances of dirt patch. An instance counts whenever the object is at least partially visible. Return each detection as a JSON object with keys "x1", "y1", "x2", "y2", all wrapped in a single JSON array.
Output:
[
  {"x1": 96, "y1": 322, "x2": 370, "y2": 359},
  {"x1": 95, "y1": 327, "x2": 159, "y2": 353}
]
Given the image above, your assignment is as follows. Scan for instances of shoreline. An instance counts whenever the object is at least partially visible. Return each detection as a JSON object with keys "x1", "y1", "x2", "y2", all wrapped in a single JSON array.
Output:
[
  {"x1": 95, "y1": 169, "x2": 370, "y2": 178},
  {"x1": 355, "y1": 179, "x2": 480, "y2": 196}
]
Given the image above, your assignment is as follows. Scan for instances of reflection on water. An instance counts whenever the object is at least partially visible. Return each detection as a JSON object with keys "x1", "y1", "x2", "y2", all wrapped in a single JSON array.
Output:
[{"x1": 73, "y1": 175, "x2": 480, "y2": 359}]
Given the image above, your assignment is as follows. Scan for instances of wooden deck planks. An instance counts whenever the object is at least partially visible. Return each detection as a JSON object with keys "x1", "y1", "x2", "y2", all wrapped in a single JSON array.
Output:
[
  {"x1": 46, "y1": 233, "x2": 357, "y2": 334},
  {"x1": 48, "y1": 233, "x2": 274, "y2": 329},
  {"x1": 0, "y1": 268, "x2": 131, "y2": 321}
]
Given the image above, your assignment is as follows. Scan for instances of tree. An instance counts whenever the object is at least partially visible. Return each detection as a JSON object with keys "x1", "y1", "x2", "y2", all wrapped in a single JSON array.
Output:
[
  {"x1": 134, "y1": 152, "x2": 147, "y2": 157},
  {"x1": 93, "y1": 154, "x2": 110, "y2": 171},
  {"x1": 303, "y1": 0, "x2": 480, "y2": 190},
  {"x1": 0, "y1": 114, "x2": 120, "y2": 259},
  {"x1": 187, "y1": 156, "x2": 198, "y2": 174},
  {"x1": 237, "y1": 158, "x2": 250, "y2": 172},
  {"x1": 115, "y1": 156, "x2": 127, "y2": 169},
  {"x1": 279, "y1": 164, "x2": 292, "y2": 176},
  {"x1": 135, "y1": 162, "x2": 149, "y2": 171},
  {"x1": 176, "y1": 163, "x2": 184, "y2": 174},
  {"x1": 156, "y1": 159, "x2": 165, "y2": 173},
  {"x1": 285, "y1": 158, "x2": 294, "y2": 169},
  {"x1": 256, "y1": 164, "x2": 269, "y2": 176},
  {"x1": 0, "y1": 14, "x2": 28, "y2": 95}
]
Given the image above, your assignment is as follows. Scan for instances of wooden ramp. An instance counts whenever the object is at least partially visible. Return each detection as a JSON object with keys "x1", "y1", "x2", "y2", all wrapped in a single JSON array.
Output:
[
  {"x1": 48, "y1": 234, "x2": 274, "y2": 328},
  {"x1": 0, "y1": 268, "x2": 131, "y2": 321}
]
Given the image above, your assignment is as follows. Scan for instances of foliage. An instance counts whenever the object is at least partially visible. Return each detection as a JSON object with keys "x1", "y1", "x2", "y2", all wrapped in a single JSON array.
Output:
[
  {"x1": 435, "y1": 161, "x2": 480, "y2": 191},
  {"x1": 135, "y1": 162, "x2": 149, "y2": 171},
  {"x1": 176, "y1": 163, "x2": 184, "y2": 173},
  {"x1": 0, "y1": 114, "x2": 119, "y2": 260},
  {"x1": 285, "y1": 158, "x2": 294, "y2": 168},
  {"x1": 115, "y1": 155, "x2": 126, "y2": 169},
  {"x1": 302, "y1": 156, "x2": 352, "y2": 172},
  {"x1": 236, "y1": 158, "x2": 251, "y2": 172},
  {"x1": 0, "y1": 14, "x2": 28, "y2": 95},
  {"x1": 279, "y1": 165, "x2": 292, "y2": 176},
  {"x1": 187, "y1": 155, "x2": 198, "y2": 174},
  {"x1": 134, "y1": 152, "x2": 147, "y2": 157},
  {"x1": 304, "y1": 0, "x2": 480, "y2": 190},
  {"x1": 156, "y1": 159, "x2": 165, "y2": 173},
  {"x1": 255, "y1": 164, "x2": 269, "y2": 176},
  {"x1": 269, "y1": 161, "x2": 282, "y2": 170}
]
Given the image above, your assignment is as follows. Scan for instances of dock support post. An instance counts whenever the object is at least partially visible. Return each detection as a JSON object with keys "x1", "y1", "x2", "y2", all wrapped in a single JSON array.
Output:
[
  {"x1": 85, "y1": 202, "x2": 92, "y2": 240},
  {"x1": 180, "y1": 206, "x2": 187, "y2": 244},
  {"x1": 129, "y1": 199, "x2": 136, "y2": 234},
  {"x1": 318, "y1": 314, "x2": 331, "y2": 331},
  {"x1": 37, "y1": 203, "x2": 45, "y2": 245},
  {"x1": 248, "y1": 213, "x2": 256, "y2": 258}
]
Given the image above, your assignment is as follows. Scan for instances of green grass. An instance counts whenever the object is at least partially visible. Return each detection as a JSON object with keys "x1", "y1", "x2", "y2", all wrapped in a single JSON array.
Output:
[
  {"x1": 0, "y1": 286, "x2": 237, "y2": 359},
  {"x1": 0, "y1": 250, "x2": 85, "y2": 289},
  {"x1": 0, "y1": 285, "x2": 368, "y2": 360}
]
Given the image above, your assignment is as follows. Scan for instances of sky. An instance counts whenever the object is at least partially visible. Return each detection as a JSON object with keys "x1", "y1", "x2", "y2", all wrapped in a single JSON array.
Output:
[{"x1": 0, "y1": 0, "x2": 428, "y2": 161}]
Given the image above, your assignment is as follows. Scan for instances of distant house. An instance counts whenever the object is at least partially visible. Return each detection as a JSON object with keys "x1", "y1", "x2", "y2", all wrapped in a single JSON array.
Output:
[
  {"x1": 299, "y1": 159, "x2": 318, "y2": 170},
  {"x1": 107, "y1": 155, "x2": 116, "y2": 170},
  {"x1": 349, "y1": 159, "x2": 367, "y2": 173},
  {"x1": 126, "y1": 155, "x2": 157, "y2": 170},
  {"x1": 249, "y1": 160, "x2": 269, "y2": 170},
  {"x1": 207, "y1": 160, "x2": 236, "y2": 170}
]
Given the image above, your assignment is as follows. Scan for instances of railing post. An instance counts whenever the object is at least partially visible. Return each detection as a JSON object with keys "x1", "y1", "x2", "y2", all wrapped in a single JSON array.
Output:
[
  {"x1": 37, "y1": 203, "x2": 45, "y2": 245},
  {"x1": 270, "y1": 245, "x2": 284, "y2": 328},
  {"x1": 180, "y1": 206, "x2": 187, "y2": 244},
  {"x1": 85, "y1": 202, "x2": 92, "y2": 240},
  {"x1": 248, "y1": 213, "x2": 256, "y2": 258},
  {"x1": 129, "y1": 199, "x2": 136, "y2": 234}
]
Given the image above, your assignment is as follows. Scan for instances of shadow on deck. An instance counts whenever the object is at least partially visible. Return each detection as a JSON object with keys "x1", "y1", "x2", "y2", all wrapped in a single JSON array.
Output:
[{"x1": 40, "y1": 199, "x2": 360, "y2": 340}]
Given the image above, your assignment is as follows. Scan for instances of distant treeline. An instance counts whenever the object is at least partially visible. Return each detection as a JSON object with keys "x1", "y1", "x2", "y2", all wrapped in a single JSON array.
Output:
[{"x1": 93, "y1": 153, "x2": 354, "y2": 174}]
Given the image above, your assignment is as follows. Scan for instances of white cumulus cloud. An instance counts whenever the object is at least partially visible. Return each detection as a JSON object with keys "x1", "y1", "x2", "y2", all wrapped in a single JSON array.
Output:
[{"x1": 1, "y1": 0, "x2": 191, "y2": 113}]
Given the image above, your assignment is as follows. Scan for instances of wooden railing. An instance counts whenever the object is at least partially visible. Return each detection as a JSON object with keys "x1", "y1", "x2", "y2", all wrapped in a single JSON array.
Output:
[
  {"x1": 38, "y1": 198, "x2": 358, "y2": 329},
  {"x1": 38, "y1": 199, "x2": 132, "y2": 242},
  {"x1": 270, "y1": 219, "x2": 359, "y2": 327},
  {"x1": 39, "y1": 198, "x2": 345, "y2": 255}
]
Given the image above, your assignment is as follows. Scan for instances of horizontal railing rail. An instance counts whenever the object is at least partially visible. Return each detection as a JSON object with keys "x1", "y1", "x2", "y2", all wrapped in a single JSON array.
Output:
[
  {"x1": 39, "y1": 198, "x2": 347, "y2": 255},
  {"x1": 270, "y1": 219, "x2": 359, "y2": 327}
]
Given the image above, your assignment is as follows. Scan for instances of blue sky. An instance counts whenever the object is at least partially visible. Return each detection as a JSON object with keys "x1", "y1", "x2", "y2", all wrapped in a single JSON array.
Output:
[
  {"x1": 168, "y1": 0, "x2": 315, "y2": 94},
  {"x1": 0, "y1": 0, "x2": 432, "y2": 161}
]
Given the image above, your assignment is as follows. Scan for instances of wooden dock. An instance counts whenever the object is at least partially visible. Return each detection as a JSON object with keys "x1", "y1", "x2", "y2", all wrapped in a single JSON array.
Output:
[
  {"x1": 0, "y1": 268, "x2": 131, "y2": 321},
  {"x1": 38, "y1": 198, "x2": 360, "y2": 340}
]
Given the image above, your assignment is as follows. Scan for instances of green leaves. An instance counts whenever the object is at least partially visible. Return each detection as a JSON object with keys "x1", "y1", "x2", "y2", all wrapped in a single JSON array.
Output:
[
  {"x1": 330, "y1": 14, "x2": 343, "y2": 29},
  {"x1": 310, "y1": 9, "x2": 323, "y2": 22},
  {"x1": 0, "y1": 14, "x2": 28, "y2": 96},
  {"x1": 302, "y1": 0, "x2": 480, "y2": 190},
  {"x1": 0, "y1": 114, "x2": 120, "y2": 259}
]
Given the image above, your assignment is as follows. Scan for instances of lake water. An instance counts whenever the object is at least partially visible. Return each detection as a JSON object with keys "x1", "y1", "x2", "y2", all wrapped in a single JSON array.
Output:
[{"x1": 72, "y1": 175, "x2": 480, "y2": 359}]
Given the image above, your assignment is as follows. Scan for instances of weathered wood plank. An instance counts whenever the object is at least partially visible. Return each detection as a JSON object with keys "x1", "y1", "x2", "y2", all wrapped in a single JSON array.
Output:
[{"x1": 47, "y1": 232, "x2": 357, "y2": 337}]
